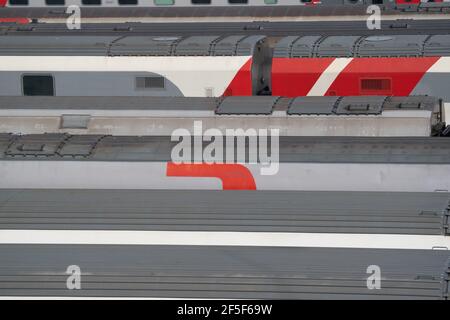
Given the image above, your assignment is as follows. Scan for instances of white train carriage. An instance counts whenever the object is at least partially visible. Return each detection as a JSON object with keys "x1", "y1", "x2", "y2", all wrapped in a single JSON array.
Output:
[
  {"x1": 0, "y1": 95, "x2": 445, "y2": 137},
  {"x1": 0, "y1": 133, "x2": 449, "y2": 192},
  {"x1": 0, "y1": 34, "x2": 272, "y2": 97}
]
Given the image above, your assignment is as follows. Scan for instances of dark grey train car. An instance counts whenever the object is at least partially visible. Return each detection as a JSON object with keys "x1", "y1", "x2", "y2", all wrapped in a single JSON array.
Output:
[
  {"x1": 0, "y1": 189, "x2": 448, "y2": 235},
  {"x1": 0, "y1": 243, "x2": 448, "y2": 299}
]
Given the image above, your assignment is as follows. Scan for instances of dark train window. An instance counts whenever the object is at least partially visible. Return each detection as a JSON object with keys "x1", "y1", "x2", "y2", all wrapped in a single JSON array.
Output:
[
  {"x1": 135, "y1": 76, "x2": 165, "y2": 90},
  {"x1": 360, "y1": 78, "x2": 391, "y2": 94},
  {"x1": 192, "y1": 0, "x2": 211, "y2": 4},
  {"x1": 119, "y1": 0, "x2": 138, "y2": 4},
  {"x1": 9, "y1": 0, "x2": 29, "y2": 5},
  {"x1": 81, "y1": 0, "x2": 102, "y2": 5},
  {"x1": 228, "y1": 0, "x2": 248, "y2": 3},
  {"x1": 45, "y1": 0, "x2": 65, "y2": 5},
  {"x1": 22, "y1": 75, "x2": 55, "y2": 96}
]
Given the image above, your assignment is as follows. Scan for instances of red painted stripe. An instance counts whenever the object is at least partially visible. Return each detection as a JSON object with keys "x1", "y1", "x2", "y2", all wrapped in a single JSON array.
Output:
[
  {"x1": 0, "y1": 0, "x2": 30, "y2": 24},
  {"x1": 0, "y1": 18, "x2": 30, "y2": 24},
  {"x1": 223, "y1": 58, "x2": 253, "y2": 97},
  {"x1": 395, "y1": 0, "x2": 420, "y2": 4},
  {"x1": 325, "y1": 57, "x2": 440, "y2": 97},
  {"x1": 166, "y1": 162, "x2": 256, "y2": 190},
  {"x1": 271, "y1": 57, "x2": 335, "y2": 97}
]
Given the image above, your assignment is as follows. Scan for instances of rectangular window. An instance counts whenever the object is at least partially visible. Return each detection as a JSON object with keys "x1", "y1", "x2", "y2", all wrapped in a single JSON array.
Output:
[
  {"x1": 135, "y1": 76, "x2": 165, "y2": 90},
  {"x1": 45, "y1": 0, "x2": 65, "y2": 5},
  {"x1": 118, "y1": 0, "x2": 138, "y2": 5},
  {"x1": 228, "y1": 0, "x2": 248, "y2": 3},
  {"x1": 154, "y1": 0, "x2": 174, "y2": 5},
  {"x1": 9, "y1": 0, "x2": 29, "y2": 5},
  {"x1": 360, "y1": 78, "x2": 391, "y2": 95},
  {"x1": 22, "y1": 74, "x2": 55, "y2": 96},
  {"x1": 81, "y1": 0, "x2": 102, "y2": 5}
]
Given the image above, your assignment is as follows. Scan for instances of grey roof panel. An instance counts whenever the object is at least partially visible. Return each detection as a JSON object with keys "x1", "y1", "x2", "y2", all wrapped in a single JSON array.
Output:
[
  {"x1": 2, "y1": 135, "x2": 450, "y2": 164},
  {"x1": 383, "y1": 96, "x2": 441, "y2": 112},
  {"x1": 358, "y1": 35, "x2": 428, "y2": 57},
  {"x1": 212, "y1": 35, "x2": 247, "y2": 56},
  {"x1": 273, "y1": 36, "x2": 322, "y2": 58},
  {"x1": 0, "y1": 35, "x2": 262, "y2": 57},
  {"x1": 0, "y1": 245, "x2": 448, "y2": 299},
  {"x1": 291, "y1": 35, "x2": 322, "y2": 58},
  {"x1": 0, "y1": 96, "x2": 218, "y2": 111},
  {"x1": 91, "y1": 136, "x2": 174, "y2": 162},
  {"x1": 0, "y1": 95, "x2": 440, "y2": 113},
  {"x1": 212, "y1": 35, "x2": 265, "y2": 56},
  {"x1": 287, "y1": 96, "x2": 340, "y2": 115},
  {"x1": 273, "y1": 36, "x2": 300, "y2": 58},
  {"x1": 215, "y1": 96, "x2": 279, "y2": 115},
  {"x1": 336, "y1": 96, "x2": 386, "y2": 115},
  {"x1": 317, "y1": 36, "x2": 361, "y2": 57},
  {"x1": 58, "y1": 135, "x2": 105, "y2": 158},
  {"x1": 0, "y1": 36, "x2": 117, "y2": 56},
  {"x1": 109, "y1": 36, "x2": 180, "y2": 56},
  {"x1": 424, "y1": 34, "x2": 450, "y2": 57},
  {"x1": 235, "y1": 35, "x2": 266, "y2": 56},
  {"x1": 173, "y1": 35, "x2": 221, "y2": 56},
  {"x1": 0, "y1": 189, "x2": 448, "y2": 235},
  {"x1": 5, "y1": 133, "x2": 67, "y2": 157}
]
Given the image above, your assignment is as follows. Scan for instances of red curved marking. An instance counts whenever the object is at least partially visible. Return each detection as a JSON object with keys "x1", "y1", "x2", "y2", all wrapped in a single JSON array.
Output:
[
  {"x1": 0, "y1": 0, "x2": 7, "y2": 7},
  {"x1": 271, "y1": 57, "x2": 335, "y2": 97},
  {"x1": 223, "y1": 58, "x2": 253, "y2": 96},
  {"x1": 0, "y1": 18, "x2": 30, "y2": 24},
  {"x1": 166, "y1": 162, "x2": 256, "y2": 190},
  {"x1": 325, "y1": 57, "x2": 440, "y2": 96}
]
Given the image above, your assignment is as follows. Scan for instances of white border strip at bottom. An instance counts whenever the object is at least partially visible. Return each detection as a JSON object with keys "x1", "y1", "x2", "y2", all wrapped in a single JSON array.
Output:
[{"x1": 0, "y1": 230, "x2": 448, "y2": 250}]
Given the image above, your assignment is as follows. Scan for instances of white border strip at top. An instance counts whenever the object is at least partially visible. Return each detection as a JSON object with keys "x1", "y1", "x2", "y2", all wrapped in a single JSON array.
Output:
[{"x1": 0, "y1": 230, "x2": 448, "y2": 250}]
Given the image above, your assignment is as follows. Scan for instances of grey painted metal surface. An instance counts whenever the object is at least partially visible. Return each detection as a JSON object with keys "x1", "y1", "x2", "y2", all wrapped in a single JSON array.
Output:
[
  {"x1": 2, "y1": 20, "x2": 450, "y2": 38},
  {"x1": 0, "y1": 245, "x2": 448, "y2": 299},
  {"x1": 0, "y1": 96, "x2": 220, "y2": 110},
  {"x1": 0, "y1": 34, "x2": 265, "y2": 56},
  {"x1": 336, "y1": 96, "x2": 386, "y2": 115},
  {"x1": 3, "y1": 32, "x2": 450, "y2": 58},
  {"x1": 216, "y1": 96, "x2": 279, "y2": 115},
  {"x1": 425, "y1": 35, "x2": 450, "y2": 57},
  {"x1": 287, "y1": 96, "x2": 339, "y2": 115},
  {"x1": 0, "y1": 95, "x2": 440, "y2": 113},
  {"x1": 1, "y1": 134, "x2": 450, "y2": 163},
  {"x1": 358, "y1": 35, "x2": 429, "y2": 57},
  {"x1": 275, "y1": 34, "x2": 450, "y2": 58},
  {"x1": 0, "y1": 189, "x2": 448, "y2": 235}
]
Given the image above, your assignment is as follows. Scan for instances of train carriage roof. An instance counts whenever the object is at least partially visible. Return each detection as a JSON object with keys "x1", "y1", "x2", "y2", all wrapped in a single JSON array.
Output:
[
  {"x1": 0, "y1": 95, "x2": 440, "y2": 114},
  {"x1": 0, "y1": 189, "x2": 448, "y2": 236},
  {"x1": 0, "y1": 34, "x2": 266, "y2": 56},
  {"x1": 1, "y1": 243, "x2": 448, "y2": 299},
  {"x1": 274, "y1": 34, "x2": 450, "y2": 58},
  {"x1": 1, "y1": 133, "x2": 449, "y2": 164}
]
